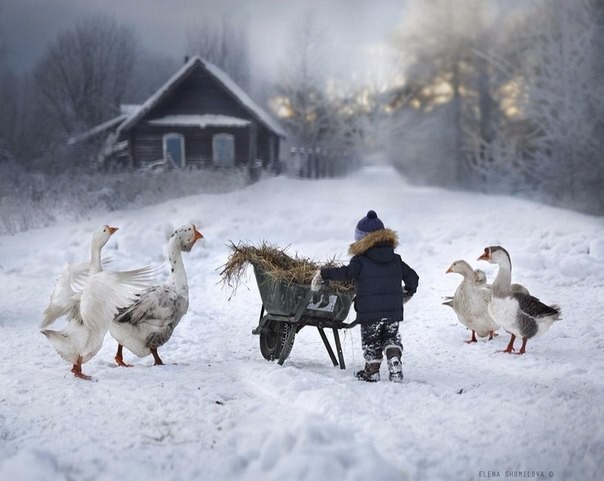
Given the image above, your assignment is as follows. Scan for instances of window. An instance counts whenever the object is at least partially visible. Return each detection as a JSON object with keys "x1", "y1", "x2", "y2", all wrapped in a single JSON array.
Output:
[
  {"x1": 212, "y1": 133, "x2": 235, "y2": 167},
  {"x1": 163, "y1": 133, "x2": 185, "y2": 168}
]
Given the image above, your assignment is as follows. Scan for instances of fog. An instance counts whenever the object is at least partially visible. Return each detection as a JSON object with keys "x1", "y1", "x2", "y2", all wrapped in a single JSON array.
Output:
[{"x1": 1, "y1": 0, "x2": 404, "y2": 75}]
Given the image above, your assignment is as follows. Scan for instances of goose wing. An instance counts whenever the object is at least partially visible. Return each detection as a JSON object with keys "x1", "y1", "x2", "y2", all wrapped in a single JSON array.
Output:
[
  {"x1": 79, "y1": 266, "x2": 158, "y2": 330},
  {"x1": 114, "y1": 285, "x2": 184, "y2": 327},
  {"x1": 110, "y1": 265, "x2": 159, "y2": 291},
  {"x1": 41, "y1": 262, "x2": 88, "y2": 328},
  {"x1": 514, "y1": 292, "x2": 561, "y2": 319}
]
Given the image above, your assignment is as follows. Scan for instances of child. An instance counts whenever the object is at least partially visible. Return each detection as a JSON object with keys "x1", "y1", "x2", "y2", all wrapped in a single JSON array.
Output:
[{"x1": 311, "y1": 210, "x2": 419, "y2": 382}]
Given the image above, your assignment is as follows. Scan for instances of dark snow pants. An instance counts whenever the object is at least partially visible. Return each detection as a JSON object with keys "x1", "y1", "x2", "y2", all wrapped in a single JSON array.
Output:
[{"x1": 360, "y1": 320, "x2": 403, "y2": 362}]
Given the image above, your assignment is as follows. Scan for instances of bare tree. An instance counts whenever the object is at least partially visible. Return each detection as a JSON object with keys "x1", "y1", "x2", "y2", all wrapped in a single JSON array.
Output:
[
  {"x1": 0, "y1": 14, "x2": 13, "y2": 162},
  {"x1": 186, "y1": 15, "x2": 250, "y2": 91},
  {"x1": 0, "y1": 16, "x2": 34, "y2": 166},
  {"x1": 391, "y1": 0, "x2": 477, "y2": 183},
  {"x1": 390, "y1": 1, "x2": 465, "y2": 184},
  {"x1": 127, "y1": 51, "x2": 177, "y2": 104},
  {"x1": 0, "y1": 17, "x2": 46, "y2": 168},
  {"x1": 274, "y1": 12, "x2": 334, "y2": 150},
  {"x1": 34, "y1": 15, "x2": 139, "y2": 136}
]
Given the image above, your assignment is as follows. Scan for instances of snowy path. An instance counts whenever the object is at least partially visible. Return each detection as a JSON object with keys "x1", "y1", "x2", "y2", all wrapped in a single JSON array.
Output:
[{"x1": 1, "y1": 167, "x2": 603, "y2": 481}]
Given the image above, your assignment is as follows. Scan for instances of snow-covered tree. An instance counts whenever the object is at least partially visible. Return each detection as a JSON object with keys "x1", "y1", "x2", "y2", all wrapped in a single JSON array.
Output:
[
  {"x1": 332, "y1": 48, "x2": 407, "y2": 159},
  {"x1": 389, "y1": 0, "x2": 523, "y2": 187},
  {"x1": 487, "y1": 0, "x2": 604, "y2": 213},
  {"x1": 390, "y1": 0, "x2": 477, "y2": 184}
]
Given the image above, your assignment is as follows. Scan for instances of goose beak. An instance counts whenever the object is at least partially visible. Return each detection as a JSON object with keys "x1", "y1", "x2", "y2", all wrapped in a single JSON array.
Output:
[
  {"x1": 108, "y1": 226, "x2": 119, "y2": 235},
  {"x1": 446, "y1": 266, "x2": 453, "y2": 274},
  {"x1": 478, "y1": 249, "x2": 489, "y2": 261},
  {"x1": 193, "y1": 227, "x2": 204, "y2": 241}
]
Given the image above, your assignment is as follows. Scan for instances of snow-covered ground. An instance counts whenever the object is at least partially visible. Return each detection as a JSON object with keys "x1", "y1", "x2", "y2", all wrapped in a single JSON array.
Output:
[{"x1": 1, "y1": 166, "x2": 603, "y2": 481}]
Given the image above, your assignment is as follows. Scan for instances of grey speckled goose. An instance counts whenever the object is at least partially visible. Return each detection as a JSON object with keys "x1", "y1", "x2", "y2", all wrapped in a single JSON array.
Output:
[
  {"x1": 478, "y1": 246, "x2": 561, "y2": 354},
  {"x1": 110, "y1": 224, "x2": 204, "y2": 366}
]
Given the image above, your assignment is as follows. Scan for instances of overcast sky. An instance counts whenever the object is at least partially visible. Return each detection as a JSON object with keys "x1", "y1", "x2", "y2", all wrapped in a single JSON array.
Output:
[{"x1": 0, "y1": 0, "x2": 406, "y2": 75}]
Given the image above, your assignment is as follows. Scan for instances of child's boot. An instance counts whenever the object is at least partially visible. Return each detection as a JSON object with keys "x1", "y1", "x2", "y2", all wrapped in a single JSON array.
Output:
[
  {"x1": 385, "y1": 346, "x2": 403, "y2": 383},
  {"x1": 355, "y1": 360, "x2": 381, "y2": 382}
]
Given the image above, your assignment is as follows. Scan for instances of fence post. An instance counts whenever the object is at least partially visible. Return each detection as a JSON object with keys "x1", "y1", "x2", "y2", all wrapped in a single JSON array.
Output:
[{"x1": 299, "y1": 147, "x2": 304, "y2": 178}]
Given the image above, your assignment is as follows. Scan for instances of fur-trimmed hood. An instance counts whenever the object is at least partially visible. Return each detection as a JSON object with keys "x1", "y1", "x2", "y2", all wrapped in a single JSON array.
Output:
[{"x1": 349, "y1": 228, "x2": 398, "y2": 256}]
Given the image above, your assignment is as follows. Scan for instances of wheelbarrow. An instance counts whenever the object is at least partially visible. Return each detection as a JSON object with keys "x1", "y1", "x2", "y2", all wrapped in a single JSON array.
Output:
[{"x1": 251, "y1": 265, "x2": 358, "y2": 368}]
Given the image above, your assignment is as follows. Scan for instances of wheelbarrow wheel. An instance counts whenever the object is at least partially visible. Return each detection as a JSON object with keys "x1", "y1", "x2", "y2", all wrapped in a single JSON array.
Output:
[{"x1": 259, "y1": 321, "x2": 295, "y2": 362}]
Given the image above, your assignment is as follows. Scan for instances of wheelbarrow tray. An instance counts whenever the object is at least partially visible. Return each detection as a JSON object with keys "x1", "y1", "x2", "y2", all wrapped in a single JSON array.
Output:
[{"x1": 253, "y1": 265, "x2": 352, "y2": 323}]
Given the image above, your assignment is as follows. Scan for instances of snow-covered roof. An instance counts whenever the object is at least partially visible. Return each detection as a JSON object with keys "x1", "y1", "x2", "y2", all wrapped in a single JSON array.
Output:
[
  {"x1": 148, "y1": 114, "x2": 251, "y2": 128},
  {"x1": 202, "y1": 60, "x2": 287, "y2": 137},
  {"x1": 67, "y1": 114, "x2": 127, "y2": 145},
  {"x1": 120, "y1": 104, "x2": 141, "y2": 116},
  {"x1": 117, "y1": 56, "x2": 286, "y2": 137}
]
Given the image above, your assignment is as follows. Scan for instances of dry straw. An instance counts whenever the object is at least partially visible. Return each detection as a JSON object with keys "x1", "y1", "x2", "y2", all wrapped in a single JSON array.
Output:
[{"x1": 219, "y1": 241, "x2": 354, "y2": 294}]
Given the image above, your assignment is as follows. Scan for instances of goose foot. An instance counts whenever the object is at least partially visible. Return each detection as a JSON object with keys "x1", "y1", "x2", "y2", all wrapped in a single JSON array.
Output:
[
  {"x1": 71, "y1": 357, "x2": 92, "y2": 380},
  {"x1": 115, "y1": 356, "x2": 133, "y2": 367},
  {"x1": 115, "y1": 345, "x2": 133, "y2": 367},
  {"x1": 512, "y1": 338, "x2": 528, "y2": 355},
  {"x1": 488, "y1": 330, "x2": 499, "y2": 340},
  {"x1": 151, "y1": 348, "x2": 164, "y2": 366},
  {"x1": 497, "y1": 334, "x2": 516, "y2": 354},
  {"x1": 465, "y1": 331, "x2": 478, "y2": 344},
  {"x1": 73, "y1": 371, "x2": 93, "y2": 381}
]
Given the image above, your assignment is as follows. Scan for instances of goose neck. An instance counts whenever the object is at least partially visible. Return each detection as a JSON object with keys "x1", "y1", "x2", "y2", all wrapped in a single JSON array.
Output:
[
  {"x1": 168, "y1": 238, "x2": 188, "y2": 291},
  {"x1": 492, "y1": 260, "x2": 512, "y2": 297},
  {"x1": 89, "y1": 242, "x2": 103, "y2": 274}
]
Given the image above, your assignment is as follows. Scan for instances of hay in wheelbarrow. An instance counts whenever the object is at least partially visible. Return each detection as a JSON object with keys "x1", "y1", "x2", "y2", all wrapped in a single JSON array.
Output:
[{"x1": 219, "y1": 241, "x2": 354, "y2": 294}]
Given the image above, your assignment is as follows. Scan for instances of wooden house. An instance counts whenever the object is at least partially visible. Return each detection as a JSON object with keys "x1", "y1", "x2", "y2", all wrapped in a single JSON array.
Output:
[{"x1": 70, "y1": 56, "x2": 285, "y2": 173}]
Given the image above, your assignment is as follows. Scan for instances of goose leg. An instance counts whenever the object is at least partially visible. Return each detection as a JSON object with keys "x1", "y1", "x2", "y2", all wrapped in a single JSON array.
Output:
[
  {"x1": 498, "y1": 334, "x2": 516, "y2": 354},
  {"x1": 465, "y1": 331, "x2": 478, "y2": 344},
  {"x1": 514, "y1": 337, "x2": 528, "y2": 355},
  {"x1": 115, "y1": 344, "x2": 133, "y2": 367},
  {"x1": 72, "y1": 356, "x2": 92, "y2": 381},
  {"x1": 151, "y1": 348, "x2": 164, "y2": 366}
]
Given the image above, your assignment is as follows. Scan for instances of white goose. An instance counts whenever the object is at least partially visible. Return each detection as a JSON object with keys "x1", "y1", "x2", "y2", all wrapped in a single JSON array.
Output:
[
  {"x1": 478, "y1": 246, "x2": 561, "y2": 354},
  {"x1": 443, "y1": 268, "x2": 488, "y2": 308},
  {"x1": 41, "y1": 225, "x2": 117, "y2": 329},
  {"x1": 41, "y1": 226, "x2": 156, "y2": 380},
  {"x1": 446, "y1": 260, "x2": 499, "y2": 342},
  {"x1": 110, "y1": 224, "x2": 203, "y2": 367}
]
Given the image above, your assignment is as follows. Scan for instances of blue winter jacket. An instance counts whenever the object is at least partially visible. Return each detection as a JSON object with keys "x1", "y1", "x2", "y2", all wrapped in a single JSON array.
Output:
[{"x1": 320, "y1": 229, "x2": 419, "y2": 323}]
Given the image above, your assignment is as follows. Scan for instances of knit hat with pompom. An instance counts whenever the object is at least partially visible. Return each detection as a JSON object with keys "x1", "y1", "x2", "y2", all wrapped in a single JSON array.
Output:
[{"x1": 354, "y1": 210, "x2": 385, "y2": 241}]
